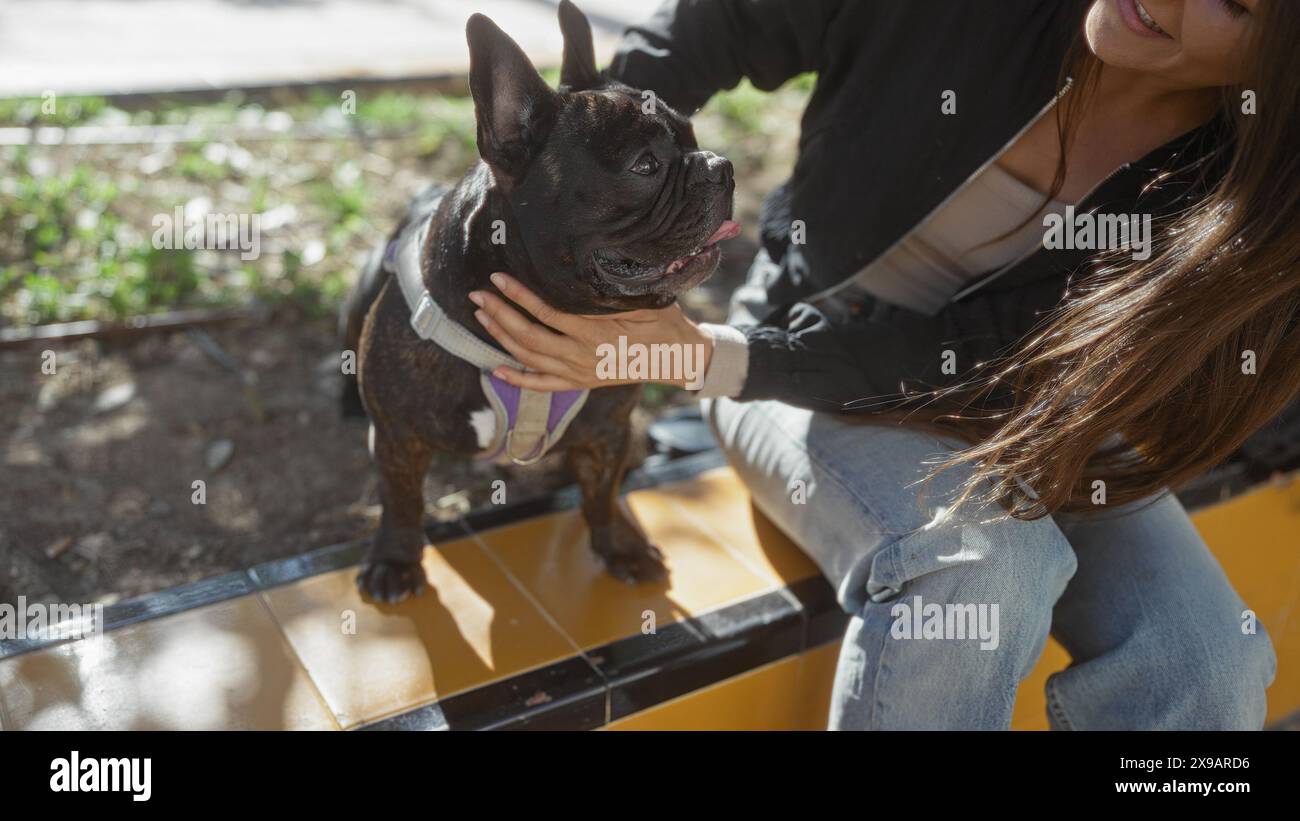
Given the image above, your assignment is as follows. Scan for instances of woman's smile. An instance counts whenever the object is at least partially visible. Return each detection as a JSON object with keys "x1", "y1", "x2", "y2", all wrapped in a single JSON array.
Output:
[
  {"x1": 1117, "y1": 0, "x2": 1172, "y2": 39},
  {"x1": 1130, "y1": 0, "x2": 1171, "y2": 36}
]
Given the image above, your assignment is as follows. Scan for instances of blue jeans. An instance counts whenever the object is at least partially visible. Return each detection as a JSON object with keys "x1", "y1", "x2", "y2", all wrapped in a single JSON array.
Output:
[{"x1": 704, "y1": 397, "x2": 1278, "y2": 729}]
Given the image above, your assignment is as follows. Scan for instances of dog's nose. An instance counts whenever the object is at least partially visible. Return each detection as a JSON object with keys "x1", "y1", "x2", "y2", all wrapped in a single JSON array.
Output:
[{"x1": 691, "y1": 151, "x2": 733, "y2": 186}]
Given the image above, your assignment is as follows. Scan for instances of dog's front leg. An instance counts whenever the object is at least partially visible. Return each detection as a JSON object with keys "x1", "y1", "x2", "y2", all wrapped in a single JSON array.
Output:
[
  {"x1": 567, "y1": 426, "x2": 667, "y2": 584},
  {"x1": 357, "y1": 425, "x2": 433, "y2": 603}
]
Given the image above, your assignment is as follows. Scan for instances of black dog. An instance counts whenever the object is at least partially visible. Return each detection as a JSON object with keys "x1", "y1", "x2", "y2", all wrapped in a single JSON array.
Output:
[{"x1": 341, "y1": 0, "x2": 736, "y2": 603}]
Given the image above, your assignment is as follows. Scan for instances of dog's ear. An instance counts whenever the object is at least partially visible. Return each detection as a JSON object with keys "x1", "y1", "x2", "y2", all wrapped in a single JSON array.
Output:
[
  {"x1": 466, "y1": 13, "x2": 558, "y2": 187},
  {"x1": 558, "y1": 0, "x2": 600, "y2": 91}
]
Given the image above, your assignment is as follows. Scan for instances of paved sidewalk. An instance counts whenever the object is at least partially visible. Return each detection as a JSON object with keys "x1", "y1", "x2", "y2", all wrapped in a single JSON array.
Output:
[{"x1": 0, "y1": 0, "x2": 644, "y2": 97}]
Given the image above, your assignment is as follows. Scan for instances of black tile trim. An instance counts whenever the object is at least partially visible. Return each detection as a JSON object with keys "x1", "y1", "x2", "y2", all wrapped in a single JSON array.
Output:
[
  {"x1": 0, "y1": 449, "x2": 728, "y2": 661},
  {"x1": 786, "y1": 574, "x2": 852, "y2": 650},
  {"x1": 361, "y1": 575, "x2": 845, "y2": 731},
  {"x1": 359, "y1": 656, "x2": 608, "y2": 731},
  {"x1": 0, "y1": 570, "x2": 256, "y2": 660},
  {"x1": 599, "y1": 589, "x2": 807, "y2": 722}
]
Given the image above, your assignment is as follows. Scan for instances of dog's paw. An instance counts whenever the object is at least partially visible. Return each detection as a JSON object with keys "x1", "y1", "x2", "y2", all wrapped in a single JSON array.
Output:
[
  {"x1": 602, "y1": 544, "x2": 668, "y2": 584},
  {"x1": 592, "y1": 527, "x2": 668, "y2": 584},
  {"x1": 356, "y1": 560, "x2": 428, "y2": 603}
]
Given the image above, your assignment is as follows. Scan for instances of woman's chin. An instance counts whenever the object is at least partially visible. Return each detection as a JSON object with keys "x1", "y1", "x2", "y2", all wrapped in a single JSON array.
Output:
[{"x1": 1084, "y1": 0, "x2": 1174, "y2": 71}]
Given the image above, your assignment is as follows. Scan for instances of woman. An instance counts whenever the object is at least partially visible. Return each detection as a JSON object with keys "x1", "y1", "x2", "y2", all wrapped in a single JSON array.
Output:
[{"x1": 467, "y1": 0, "x2": 1291, "y2": 729}]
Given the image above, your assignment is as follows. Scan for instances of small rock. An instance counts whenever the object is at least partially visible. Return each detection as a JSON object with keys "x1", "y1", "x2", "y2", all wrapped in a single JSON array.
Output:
[
  {"x1": 147, "y1": 499, "x2": 173, "y2": 518},
  {"x1": 91, "y1": 381, "x2": 135, "y2": 414},
  {"x1": 138, "y1": 151, "x2": 170, "y2": 175},
  {"x1": 259, "y1": 203, "x2": 298, "y2": 231},
  {"x1": 205, "y1": 438, "x2": 235, "y2": 472},
  {"x1": 301, "y1": 239, "x2": 326, "y2": 266},
  {"x1": 435, "y1": 489, "x2": 471, "y2": 518}
]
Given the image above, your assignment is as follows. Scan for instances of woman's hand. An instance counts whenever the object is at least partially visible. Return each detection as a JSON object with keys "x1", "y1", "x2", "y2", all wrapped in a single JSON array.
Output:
[{"x1": 468, "y1": 272, "x2": 712, "y2": 392}]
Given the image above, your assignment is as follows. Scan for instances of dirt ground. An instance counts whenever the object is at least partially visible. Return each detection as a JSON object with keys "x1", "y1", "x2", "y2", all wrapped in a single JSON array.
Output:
[
  {"x1": 3, "y1": 315, "x2": 384, "y2": 604},
  {"x1": 0, "y1": 313, "x2": 631, "y2": 606}
]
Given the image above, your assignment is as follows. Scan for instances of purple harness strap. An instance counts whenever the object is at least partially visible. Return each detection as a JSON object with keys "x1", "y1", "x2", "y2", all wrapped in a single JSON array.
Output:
[
  {"x1": 478, "y1": 373, "x2": 588, "y2": 464},
  {"x1": 382, "y1": 201, "x2": 589, "y2": 465}
]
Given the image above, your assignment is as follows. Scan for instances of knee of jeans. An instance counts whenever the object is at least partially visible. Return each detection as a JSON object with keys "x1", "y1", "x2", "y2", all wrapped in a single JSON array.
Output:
[
  {"x1": 866, "y1": 512, "x2": 1078, "y2": 612},
  {"x1": 1157, "y1": 614, "x2": 1277, "y2": 727}
]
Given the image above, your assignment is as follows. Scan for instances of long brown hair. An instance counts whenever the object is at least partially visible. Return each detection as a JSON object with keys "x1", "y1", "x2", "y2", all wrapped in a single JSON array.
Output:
[{"x1": 916, "y1": 0, "x2": 1300, "y2": 519}]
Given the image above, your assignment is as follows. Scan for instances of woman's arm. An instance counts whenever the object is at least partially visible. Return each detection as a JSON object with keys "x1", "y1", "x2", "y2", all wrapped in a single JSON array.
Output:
[
  {"x1": 607, "y1": 0, "x2": 845, "y2": 114},
  {"x1": 732, "y1": 290, "x2": 1055, "y2": 411},
  {"x1": 468, "y1": 272, "x2": 1065, "y2": 413}
]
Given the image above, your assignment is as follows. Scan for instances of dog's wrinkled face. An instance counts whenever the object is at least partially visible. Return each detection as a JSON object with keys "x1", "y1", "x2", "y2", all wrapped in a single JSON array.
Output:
[
  {"x1": 467, "y1": 2, "x2": 737, "y2": 313},
  {"x1": 529, "y1": 85, "x2": 737, "y2": 309}
]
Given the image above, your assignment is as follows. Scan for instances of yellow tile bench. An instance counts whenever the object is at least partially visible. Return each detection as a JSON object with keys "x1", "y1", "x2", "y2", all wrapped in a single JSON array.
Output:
[{"x1": 2, "y1": 452, "x2": 1296, "y2": 731}]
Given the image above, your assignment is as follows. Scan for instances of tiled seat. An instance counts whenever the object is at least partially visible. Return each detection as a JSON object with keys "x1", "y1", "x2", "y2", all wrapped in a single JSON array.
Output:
[{"x1": 2, "y1": 463, "x2": 1297, "y2": 731}]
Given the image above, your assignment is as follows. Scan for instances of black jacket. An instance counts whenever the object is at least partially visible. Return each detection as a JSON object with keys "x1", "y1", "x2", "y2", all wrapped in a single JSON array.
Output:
[{"x1": 607, "y1": 0, "x2": 1221, "y2": 411}]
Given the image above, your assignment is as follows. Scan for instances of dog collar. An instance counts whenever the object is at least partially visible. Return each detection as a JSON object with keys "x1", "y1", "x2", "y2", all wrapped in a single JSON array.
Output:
[{"x1": 385, "y1": 208, "x2": 588, "y2": 465}]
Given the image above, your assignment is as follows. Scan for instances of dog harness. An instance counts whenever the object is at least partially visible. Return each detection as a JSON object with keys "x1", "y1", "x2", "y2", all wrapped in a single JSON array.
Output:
[{"x1": 385, "y1": 209, "x2": 588, "y2": 466}]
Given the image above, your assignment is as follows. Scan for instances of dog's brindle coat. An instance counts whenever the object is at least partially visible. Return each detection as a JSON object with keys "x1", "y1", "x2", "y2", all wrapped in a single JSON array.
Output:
[{"x1": 341, "y1": 2, "x2": 735, "y2": 603}]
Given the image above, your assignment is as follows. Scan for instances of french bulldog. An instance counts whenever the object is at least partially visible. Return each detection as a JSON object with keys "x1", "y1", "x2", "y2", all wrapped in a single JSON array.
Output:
[{"x1": 340, "y1": 0, "x2": 737, "y2": 603}]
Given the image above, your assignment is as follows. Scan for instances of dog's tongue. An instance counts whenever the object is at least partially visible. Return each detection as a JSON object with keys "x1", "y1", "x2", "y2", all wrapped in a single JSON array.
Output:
[
  {"x1": 705, "y1": 219, "x2": 742, "y2": 246},
  {"x1": 663, "y1": 220, "x2": 744, "y2": 275}
]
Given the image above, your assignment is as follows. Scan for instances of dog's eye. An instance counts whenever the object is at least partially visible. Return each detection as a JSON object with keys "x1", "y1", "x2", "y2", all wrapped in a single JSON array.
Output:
[{"x1": 629, "y1": 153, "x2": 660, "y2": 176}]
